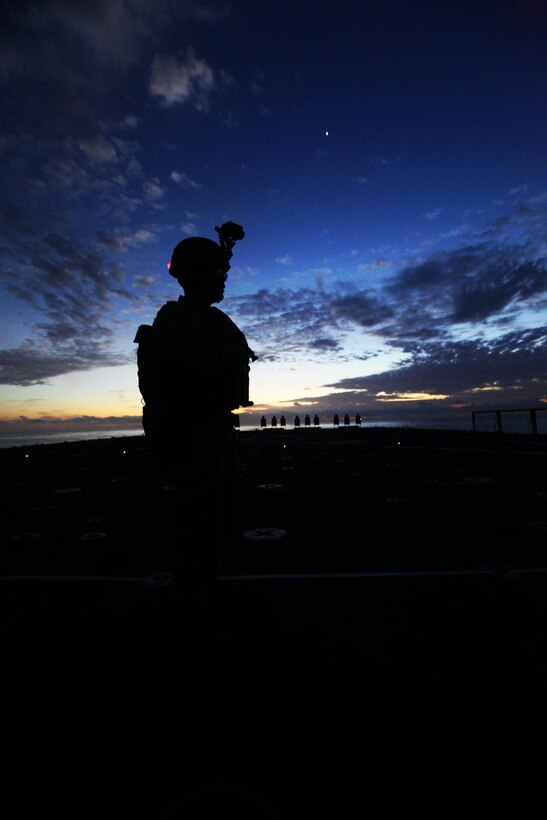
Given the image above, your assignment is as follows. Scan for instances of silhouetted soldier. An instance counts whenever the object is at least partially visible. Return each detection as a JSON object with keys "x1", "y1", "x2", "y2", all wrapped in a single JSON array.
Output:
[
  {"x1": 294, "y1": 415, "x2": 301, "y2": 428},
  {"x1": 333, "y1": 414, "x2": 339, "y2": 427},
  {"x1": 280, "y1": 415, "x2": 286, "y2": 427},
  {"x1": 305, "y1": 414, "x2": 311, "y2": 427},
  {"x1": 271, "y1": 415, "x2": 277, "y2": 427},
  {"x1": 313, "y1": 414, "x2": 320, "y2": 427},
  {"x1": 355, "y1": 413, "x2": 362, "y2": 426},
  {"x1": 134, "y1": 222, "x2": 256, "y2": 606},
  {"x1": 344, "y1": 414, "x2": 350, "y2": 426},
  {"x1": 261, "y1": 415, "x2": 267, "y2": 429}
]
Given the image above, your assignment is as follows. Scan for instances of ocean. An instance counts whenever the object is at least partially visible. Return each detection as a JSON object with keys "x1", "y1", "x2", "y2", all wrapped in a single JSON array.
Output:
[
  {"x1": 0, "y1": 428, "x2": 146, "y2": 450},
  {"x1": 0, "y1": 418, "x2": 479, "y2": 449}
]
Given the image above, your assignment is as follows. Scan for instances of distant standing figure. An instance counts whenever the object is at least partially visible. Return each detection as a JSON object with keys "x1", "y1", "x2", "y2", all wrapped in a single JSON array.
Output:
[
  {"x1": 333, "y1": 414, "x2": 339, "y2": 427},
  {"x1": 280, "y1": 415, "x2": 286, "y2": 427},
  {"x1": 344, "y1": 414, "x2": 350, "y2": 426},
  {"x1": 261, "y1": 415, "x2": 267, "y2": 429},
  {"x1": 294, "y1": 415, "x2": 301, "y2": 428},
  {"x1": 271, "y1": 415, "x2": 277, "y2": 427},
  {"x1": 134, "y1": 222, "x2": 257, "y2": 603},
  {"x1": 305, "y1": 414, "x2": 311, "y2": 427},
  {"x1": 355, "y1": 413, "x2": 362, "y2": 426},
  {"x1": 314, "y1": 414, "x2": 320, "y2": 427}
]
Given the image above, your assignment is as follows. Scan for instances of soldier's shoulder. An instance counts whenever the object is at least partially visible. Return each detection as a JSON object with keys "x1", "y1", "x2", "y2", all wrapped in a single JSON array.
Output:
[
  {"x1": 153, "y1": 300, "x2": 179, "y2": 322},
  {"x1": 153, "y1": 299, "x2": 208, "y2": 346},
  {"x1": 211, "y1": 306, "x2": 244, "y2": 332},
  {"x1": 153, "y1": 299, "x2": 196, "y2": 328}
]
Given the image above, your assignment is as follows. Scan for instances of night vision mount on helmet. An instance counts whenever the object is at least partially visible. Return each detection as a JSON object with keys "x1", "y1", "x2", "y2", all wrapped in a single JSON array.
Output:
[{"x1": 215, "y1": 221, "x2": 245, "y2": 260}]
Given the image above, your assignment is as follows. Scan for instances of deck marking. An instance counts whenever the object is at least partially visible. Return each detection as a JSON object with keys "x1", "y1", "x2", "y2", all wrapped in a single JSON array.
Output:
[
  {"x1": 0, "y1": 573, "x2": 172, "y2": 586},
  {"x1": 218, "y1": 566, "x2": 547, "y2": 582}
]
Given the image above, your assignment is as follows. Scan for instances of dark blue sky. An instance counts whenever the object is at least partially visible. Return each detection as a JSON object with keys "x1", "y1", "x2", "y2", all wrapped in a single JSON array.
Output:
[{"x1": 0, "y1": 0, "x2": 545, "y2": 432}]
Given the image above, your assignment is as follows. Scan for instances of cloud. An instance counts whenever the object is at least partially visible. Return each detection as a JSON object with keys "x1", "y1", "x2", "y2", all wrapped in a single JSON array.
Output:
[
  {"x1": 0, "y1": 339, "x2": 131, "y2": 387},
  {"x1": 224, "y1": 199, "x2": 547, "y2": 418},
  {"x1": 149, "y1": 50, "x2": 215, "y2": 108},
  {"x1": 451, "y1": 260, "x2": 546, "y2": 323},
  {"x1": 309, "y1": 337, "x2": 342, "y2": 352},
  {"x1": 118, "y1": 115, "x2": 140, "y2": 129},
  {"x1": 0, "y1": 108, "x2": 163, "y2": 386},
  {"x1": 389, "y1": 240, "x2": 547, "y2": 328},
  {"x1": 43, "y1": 157, "x2": 89, "y2": 189},
  {"x1": 1, "y1": 1, "x2": 229, "y2": 87},
  {"x1": 370, "y1": 156, "x2": 397, "y2": 166},
  {"x1": 227, "y1": 287, "x2": 337, "y2": 358},
  {"x1": 0, "y1": 220, "x2": 140, "y2": 384},
  {"x1": 78, "y1": 135, "x2": 117, "y2": 163},
  {"x1": 221, "y1": 109, "x2": 239, "y2": 128},
  {"x1": 170, "y1": 170, "x2": 202, "y2": 190},
  {"x1": 424, "y1": 208, "x2": 442, "y2": 221},
  {"x1": 527, "y1": 191, "x2": 547, "y2": 204},
  {"x1": 275, "y1": 255, "x2": 294, "y2": 266},
  {"x1": 96, "y1": 228, "x2": 154, "y2": 252},
  {"x1": 228, "y1": 285, "x2": 391, "y2": 364},
  {"x1": 132, "y1": 229, "x2": 153, "y2": 244},
  {"x1": 228, "y1": 201, "x2": 547, "y2": 368},
  {"x1": 331, "y1": 293, "x2": 394, "y2": 328},
  {"x1": 143, "y1": 179, "x2": 166, "y2": 202},
  {"x1": 133, "y1": 273, "x2": 155, "y2": 287},
  {"x1": 180, "y1": 0, "x2": 231, "y2": 24},
  {"x1": 133, "y1": 273, "x2": 156, "y2": 288},
  {"x1": 279, "y1": 326, "x2": 546, "y2": 421},
  {"x1": 1, "y1": 1, "x2": 153, "y2": 108},
  {"x1": 327, "y1": 329, "x2": 547, "y2": 401},
  {"x1": 0, "y1": 128, "x2": 147, "y2": 235},
  {"x1": 358, "y1": 258, "x2": 389, "y2": 273},
  {"x1": 507, "y1": 185, "x2": 528, "y2": 197}
]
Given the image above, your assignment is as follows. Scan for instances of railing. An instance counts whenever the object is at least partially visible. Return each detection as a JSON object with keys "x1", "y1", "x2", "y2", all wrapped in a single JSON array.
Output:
[{"x1": 472, "y1": 407, "x2": 546, "y2": 435}]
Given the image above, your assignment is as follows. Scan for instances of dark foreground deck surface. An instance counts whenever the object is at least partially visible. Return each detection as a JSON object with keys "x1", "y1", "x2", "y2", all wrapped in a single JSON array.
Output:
[{"x1": 2, "y1": 427, "x2": 547, "y2": 817}]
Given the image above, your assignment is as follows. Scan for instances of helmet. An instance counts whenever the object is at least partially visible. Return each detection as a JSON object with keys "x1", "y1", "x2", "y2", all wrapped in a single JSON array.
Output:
[{"x1": 168, "y1": 237, "x2": 229, "y2": 281}]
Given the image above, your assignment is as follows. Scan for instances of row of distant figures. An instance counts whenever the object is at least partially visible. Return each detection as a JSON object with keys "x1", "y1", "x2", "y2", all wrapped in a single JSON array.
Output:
[{"x1": 259, "y1": 413, "x2": 362, "y2": 428}]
